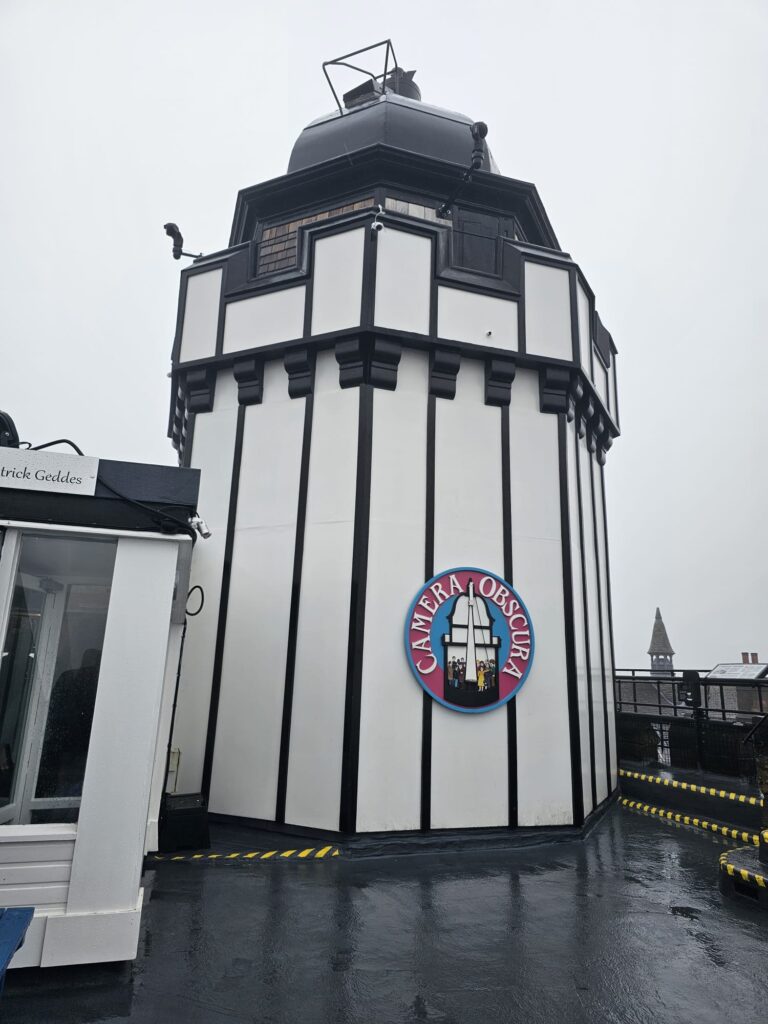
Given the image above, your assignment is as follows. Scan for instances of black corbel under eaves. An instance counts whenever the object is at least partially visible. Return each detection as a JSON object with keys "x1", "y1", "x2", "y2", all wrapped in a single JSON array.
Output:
[
  {"x1": 284, "y1": 348, "x2": 315, "y2": 398},
  {"x1": 576, "y1": 392, "x2": 595, "y2": 440},
  {"x1": 429, "y1": 348, "x2": 461, "y2": 400},
  {"x1": 233, "y1": 356, "x2": 264, "y2": 406},
  {"x1": 568, "y1": 376, "x2": 584, "y2": 423},
  {"x1": 485, "y1": 358, "x2": 517, "y2": 406},
  {"x1": 185, "y1": 367, "x2": 217, "y2": 413},
  {"x1": 335, "y1": 337, "x2": 403, "y2": 390},
  {"x1": 370, "y1": 337, "x2": 401, "y2": 390},
  {"x1": 538, "y1": 366, "x2": 572, "y2": 415},
  {"x1": 335, "y1": 338, "x2": 365, "y2": 388}
]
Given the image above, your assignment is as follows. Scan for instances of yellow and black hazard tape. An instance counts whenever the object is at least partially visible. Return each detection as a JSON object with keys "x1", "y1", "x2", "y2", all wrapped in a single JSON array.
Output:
[
  {"x1": 719, "y1": 849, "x2": 767, "y2": 889},
  {"x1": 151, "y1": 844, "x2": 341, "y2": 862},
  {"x1": 618, "y1": 769, "x2": 762, "y2": 806},
  {"x1": 620, "y1": 798, "x2": 760, "y2": 846}
]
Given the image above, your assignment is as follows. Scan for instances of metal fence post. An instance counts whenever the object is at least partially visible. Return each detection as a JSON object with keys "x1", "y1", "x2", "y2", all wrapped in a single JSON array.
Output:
[{"x1": 682, "y1": 670, "x2": 703, "y2": 771}]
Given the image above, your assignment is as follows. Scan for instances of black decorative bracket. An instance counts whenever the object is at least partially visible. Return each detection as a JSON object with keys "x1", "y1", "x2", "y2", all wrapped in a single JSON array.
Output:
[
  {"x1": 284, "y1": 348, "x2": 315, "y2": 399},
  {"x1": 538, "y1": 366, "x2": 572, "y2": 415},
  {"x1": 335, "y1": 337, "x2": 402, "y2": 390},
  {"x1": 233, "y1": 357, "x2": 264, "y2": 406},
  {"x1": 185, "y1": 367, "x2": 216, "y2": 413},
  {"x1": 485, "y1": 358, "x2": 516, "y2": 406},
  {"x1": 429, "y1": 348, "x2": 461, "y2": 400}
]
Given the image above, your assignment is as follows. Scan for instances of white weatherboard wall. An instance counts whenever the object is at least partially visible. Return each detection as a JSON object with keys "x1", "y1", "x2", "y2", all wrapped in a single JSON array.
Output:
[
  {"x1": 179, "y1": 269, "x2": 223, "y2": 363},
  {"x1": 374, "y1": 229, "x2": 431, "y2": 335},
  {"x1": 284, "y1": 351, "x2": 358, "y2": 831},
  {"x1": 594, "y1": 465, "x2": 618, "y2": 788},
  {"x1": 223, "y1": 286, "x2": 306, "y2": 354},
  {"x1": 579, "y1": 436, "x2": 608, "y2": 805},
  {"x1": 524, "y1": 263, "x2": 572, "y2": 362},
  {"x1": 437, "y1": 287, "x2": 518, "y2": 351},
  {"x1": 431, "y1": 359, "x2": 508, "y2": 828},
  {"x1": 509, "y1": 370, "x2": 572, "y2": 826},
  {"x1": 310, "y1": 228, "x2": 364, "y2": 336},
  {"x1": 567, "y1": 419, "x2": 594, "y2": 816},
  {"x1": 175, "y1": 372, "x2": 239, "y2": 793},
  {"x1": 209, "y1": 361, "x2": 305, "y2": 819},
  {"x1": 356, "y1": 350, "x2": 427, "y2": 832}
]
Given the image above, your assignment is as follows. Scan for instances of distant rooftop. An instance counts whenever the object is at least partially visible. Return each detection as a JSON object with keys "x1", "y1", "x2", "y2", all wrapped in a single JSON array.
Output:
[{"x1": 648, "y1": 607, "x2": 675, "y2": 656}]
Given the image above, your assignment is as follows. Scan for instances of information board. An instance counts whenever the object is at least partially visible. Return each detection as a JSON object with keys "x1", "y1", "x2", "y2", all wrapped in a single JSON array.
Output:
[{"x1": 707, "y1": 663, "x2": 768, "y2": 680}]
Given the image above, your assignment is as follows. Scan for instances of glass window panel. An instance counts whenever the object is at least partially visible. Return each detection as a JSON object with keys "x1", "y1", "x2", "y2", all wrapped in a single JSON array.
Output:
[{"x1": 0, "y1": 534, "x2": 116, "y2": 825}]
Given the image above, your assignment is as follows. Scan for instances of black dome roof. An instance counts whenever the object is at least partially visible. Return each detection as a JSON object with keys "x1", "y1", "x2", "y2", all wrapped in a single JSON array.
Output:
[{"x1": 288, "y1": 93, "x2": 499, "y2": 175}]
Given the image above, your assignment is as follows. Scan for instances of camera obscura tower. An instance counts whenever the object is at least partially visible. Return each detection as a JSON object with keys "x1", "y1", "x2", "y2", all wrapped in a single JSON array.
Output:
[{"x1": 166, "y1": 45, "x2": 620, "y2": 838}]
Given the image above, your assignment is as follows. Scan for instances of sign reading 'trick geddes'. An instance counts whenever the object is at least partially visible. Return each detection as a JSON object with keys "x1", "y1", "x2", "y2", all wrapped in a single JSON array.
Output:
[{"x1": 404, "y1": 568, "x2": 535, "y2": 713}]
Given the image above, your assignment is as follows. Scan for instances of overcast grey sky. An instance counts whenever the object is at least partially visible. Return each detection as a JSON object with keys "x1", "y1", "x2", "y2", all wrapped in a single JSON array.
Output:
[{"x1": 1, "y1": 0, "x2": 766, "y2": 668}]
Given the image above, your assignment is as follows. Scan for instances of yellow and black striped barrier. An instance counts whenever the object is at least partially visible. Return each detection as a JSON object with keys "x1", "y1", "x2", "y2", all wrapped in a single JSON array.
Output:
[
  {"x1": 151, "y1": 844, "x2": 341, "y2": 862},
  {"x1": 618, "y1": 769, "x2": 762, "y2": 806},
  {"x1": 719, "y1": 849, "x2": 767, "y2": 888},
  {"x1": 620, "y1": 798, "x2": 760, "y2": 846}
]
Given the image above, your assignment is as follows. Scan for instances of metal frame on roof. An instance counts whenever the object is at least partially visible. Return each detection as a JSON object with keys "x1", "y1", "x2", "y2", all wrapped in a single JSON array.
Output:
[{"x1": 322, "y1": 40, "x2": 400, "y2": 116}]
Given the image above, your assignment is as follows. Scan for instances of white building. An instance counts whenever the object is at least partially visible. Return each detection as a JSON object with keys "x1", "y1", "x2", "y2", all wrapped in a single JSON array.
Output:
[{"x1": 167, "y1": 57, "x2": 620, "y2": 837}]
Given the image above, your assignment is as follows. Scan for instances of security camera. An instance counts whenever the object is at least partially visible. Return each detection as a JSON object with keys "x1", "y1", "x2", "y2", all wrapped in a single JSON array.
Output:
[
  {"x1": 371, "y1": 204, "x2": 384, "y2": 234},
  {"x1": 188, "y1": 514, "x2": 212, "y2": 540}
]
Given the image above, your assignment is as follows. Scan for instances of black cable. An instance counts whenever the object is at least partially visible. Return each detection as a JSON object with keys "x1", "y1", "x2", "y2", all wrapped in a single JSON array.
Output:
[
  {"x1": 161, "y1": 585, "x2": 205, "y2": 811},
  {"x1": 97, "y1": 475, "x2": 197, "y2": 543},
  {"x1": 31, "y1": 439, "x2": 85, "y2": 455},
  {"x1": 186, "y1": 585, "x2": 204, "y2": 614}
]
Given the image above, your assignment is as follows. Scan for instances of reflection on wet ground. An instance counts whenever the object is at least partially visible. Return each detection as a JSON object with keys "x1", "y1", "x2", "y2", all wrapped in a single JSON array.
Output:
[{"x1": 4, "y1": 804, "x2": 768, "y2": 1023}]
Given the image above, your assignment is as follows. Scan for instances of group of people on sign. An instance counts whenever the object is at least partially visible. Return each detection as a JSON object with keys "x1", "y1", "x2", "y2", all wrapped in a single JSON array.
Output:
[{"x1": 446, "y1": 658, "x2": 498, "y2": 692}]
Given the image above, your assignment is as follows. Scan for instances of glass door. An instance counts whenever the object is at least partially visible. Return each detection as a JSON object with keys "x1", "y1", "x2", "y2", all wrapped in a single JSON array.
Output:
[
  {"x1": 0, "y1": 531, "x2": 116, "y2": 825},
  {"x1": 0, "y1": 570, "x2": 58, "y2": 824}
]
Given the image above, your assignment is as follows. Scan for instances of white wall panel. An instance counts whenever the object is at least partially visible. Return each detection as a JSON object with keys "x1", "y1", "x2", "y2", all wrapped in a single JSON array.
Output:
[
  {"x1": 285, "y1": 351, "x2": 358, "y2": 831},
  {"x1": 576, "y1": 282, "x2": 592, "y2": 375},
  {"x1": 593, "y1": 351, "x2": 609, "y2": 407},
  {"x1": 179, "y1": 268, "x2": 222, "y2": 363},
  {"x1": 174, "y1": 372, "x2": 239, "y2": 792},
  {"x1": 209, "y1": 361, "x2": 305, "y2": 819},
  {"x1": 509, "y1": 370, "x2": 572, "y2": 826},
  {"x1": 594, "y1": 465, "x2": 617, "y2": 789},
  {"x1": 223, "y1": 286, "x2": 306, "y2": 354},
  {"x1": 437, "y1": 287, "x2": 518, "y2": 351},
  {"x1": 579, "y1": 435, "x2": 608, "y2": 805},
  {"x1": 374, "y1": 229, "x2": 431, "y2": 335},
  {"x1": 356, "y1": 351, "x2": 427, "y2": 832},
  {"x1": 431, "y1": 359, "x2": 508, "y2": 829},
  {"x1": 567, "y1": 419, "x2": 594, "y2": 816},
  {"x1": 524, "y1": 263, "x2": 572, "y2": 361},
  {"x1": 311, "y1": 228, "x2": 365, "y2": 336},
  {"x1": 69, "y1": 537, "x2": 178, "y2": 915}
]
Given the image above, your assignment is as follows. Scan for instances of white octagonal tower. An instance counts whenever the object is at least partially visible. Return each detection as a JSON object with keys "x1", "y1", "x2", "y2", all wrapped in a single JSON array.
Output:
[{"x1": 166, "y1": 61, "x2": 620, "y2": 839}]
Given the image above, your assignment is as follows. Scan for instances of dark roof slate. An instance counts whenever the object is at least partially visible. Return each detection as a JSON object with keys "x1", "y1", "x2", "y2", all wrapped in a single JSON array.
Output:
[{"x1": 648, "y1": 607, "x2": 675, "y2": 656}]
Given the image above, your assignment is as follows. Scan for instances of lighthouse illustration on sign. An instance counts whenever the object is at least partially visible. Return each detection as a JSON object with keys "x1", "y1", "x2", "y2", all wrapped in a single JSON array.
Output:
[{"x1": 442, "y1": 580, "x2": 502, "y2": 708}]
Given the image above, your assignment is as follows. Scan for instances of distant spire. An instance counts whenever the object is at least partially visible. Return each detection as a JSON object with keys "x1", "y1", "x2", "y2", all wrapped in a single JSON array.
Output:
[{"x1": 648, "y1": 607, "x2": 675, "y2": 656}]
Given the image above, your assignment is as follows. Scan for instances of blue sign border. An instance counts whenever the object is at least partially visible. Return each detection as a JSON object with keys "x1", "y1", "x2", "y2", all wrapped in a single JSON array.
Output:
[{"x1": 403, "y1": 566, "x2": 536, "y2": 714}]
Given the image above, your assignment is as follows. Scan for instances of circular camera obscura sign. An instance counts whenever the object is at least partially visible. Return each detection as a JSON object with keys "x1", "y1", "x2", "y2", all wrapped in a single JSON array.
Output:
[{"x1": 404, "y1": 567, "x2": 535, "y2": 713}]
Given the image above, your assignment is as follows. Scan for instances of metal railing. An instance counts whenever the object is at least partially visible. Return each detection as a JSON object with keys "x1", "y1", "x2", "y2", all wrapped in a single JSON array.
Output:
[{"x1": 614, "y1": 669, "x2": 767, "y2": 780}]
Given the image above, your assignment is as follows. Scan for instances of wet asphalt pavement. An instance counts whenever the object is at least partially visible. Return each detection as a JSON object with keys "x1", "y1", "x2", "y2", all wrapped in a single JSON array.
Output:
[{"x1": 4, "y1": 803, "x2": 768, "y2": 1024}]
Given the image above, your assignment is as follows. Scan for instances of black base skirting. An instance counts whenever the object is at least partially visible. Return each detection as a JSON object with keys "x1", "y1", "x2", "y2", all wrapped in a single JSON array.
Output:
[{"x1": 207, "y1": 790, "x2": 618, "y2": 858}]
